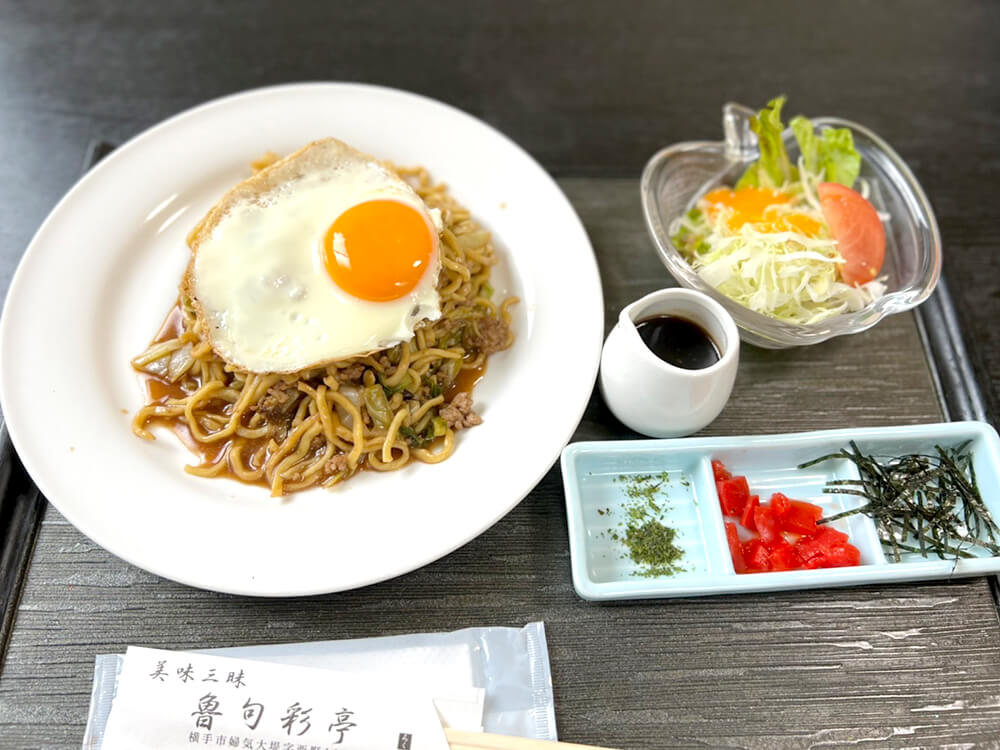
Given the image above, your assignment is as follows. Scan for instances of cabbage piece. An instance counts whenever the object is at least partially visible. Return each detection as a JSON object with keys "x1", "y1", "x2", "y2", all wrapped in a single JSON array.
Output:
[
  {"x1": 166, "y1": 343, "x2": 195, "y2": 382},
  {"x1": 363, "y1": 385, "x2": 392, "y2": 429}
]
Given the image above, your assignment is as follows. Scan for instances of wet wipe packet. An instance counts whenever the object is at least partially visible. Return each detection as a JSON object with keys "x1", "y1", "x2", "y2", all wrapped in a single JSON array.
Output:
[{"x1": 82, "y1": 622, "x2": 556, "y2": 748}]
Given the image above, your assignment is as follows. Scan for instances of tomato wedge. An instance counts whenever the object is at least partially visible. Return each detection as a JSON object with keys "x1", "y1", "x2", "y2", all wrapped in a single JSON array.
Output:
[
  {"x1": 742, "y1": 539, "x2": 771, "y2": 572},
  {"x1": 818, "y1": 182, "x2": 885, "y2": 287},
  {"x1": 769, "y1": 543, "x2": 803, "y2": 572},
  {"x1": 726, "y1": 522, "x2": 746, "y2": 574},
  {"x1": 796, "y1": 526, "x2": 850, "y2": 563},
  {"x1": 753, "y1": 504, "x2": 781, "y2": 547},
  {"x1": 712, "y1": 460, "x2": 732, "y2": 482},
  {"x1": 781, "y1": 500, "x2": 822, "y2": 535},
  {"x1": 718, "y1": 476, "x2": 750, "y2": 516},
  {"x1": 740, "y1": 494, "x2": 760, "y2": 532},
  {"x1": 770, "y1": 492, "x2": 791, "y2": 517}
]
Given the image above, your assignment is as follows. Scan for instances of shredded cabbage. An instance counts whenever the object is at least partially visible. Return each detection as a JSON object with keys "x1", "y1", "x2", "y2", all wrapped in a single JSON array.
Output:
[
  {"x1": 684, "y1": 222, "x2": 885, "y2": 325},
  {"x1": 672, "y1": 192, "x2": 886, "y2": 325}
]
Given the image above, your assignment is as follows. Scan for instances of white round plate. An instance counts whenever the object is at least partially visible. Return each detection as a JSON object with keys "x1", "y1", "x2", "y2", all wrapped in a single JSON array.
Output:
[{"x1": 0, "y1": 83, "x2": 603, "y2": 596}]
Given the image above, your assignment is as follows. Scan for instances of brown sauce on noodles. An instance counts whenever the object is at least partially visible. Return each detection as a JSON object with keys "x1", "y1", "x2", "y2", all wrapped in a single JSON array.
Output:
[
  {"x1": 137, "y1": 305, "x2": 488, "y2": 490},
  {"x1": 447, "y1": 362, "x2": 486, "y2": 399},
  {"x1": 138, "y1": 305, "x2": 277, "y2": 487}
]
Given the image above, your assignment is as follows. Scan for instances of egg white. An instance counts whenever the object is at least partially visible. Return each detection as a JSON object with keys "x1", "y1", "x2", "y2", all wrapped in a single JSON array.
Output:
[{"x1": 191, "y1": 153, "x2": 442, "y2": 373}]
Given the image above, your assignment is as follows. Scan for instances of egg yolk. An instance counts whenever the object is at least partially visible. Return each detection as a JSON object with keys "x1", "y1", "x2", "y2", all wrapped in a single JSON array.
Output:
[
  {"x1": 701, "y1": 187, "x2": 823, "y2": 238},
  {"x1": 323, "y1": 199, "x2": 434, "y2": 302}
]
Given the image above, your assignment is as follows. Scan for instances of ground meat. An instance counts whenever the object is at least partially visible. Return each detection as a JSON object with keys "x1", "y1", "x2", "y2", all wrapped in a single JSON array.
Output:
[
  {"x1": 326, "y1": 453, "x2": 349, "y2": 474},
  {"x1": 465, "y1": 317, "x2": 510, "y2": 355},
  {"x1": 256, "y1": 382, "x2": 298, "y2": 420},
  {"x1": 439, "y1": 391, "x2": 483, "y2": 431},
  {"x1": 334, "y1": 362, "x2": 366, "y2": 383}
]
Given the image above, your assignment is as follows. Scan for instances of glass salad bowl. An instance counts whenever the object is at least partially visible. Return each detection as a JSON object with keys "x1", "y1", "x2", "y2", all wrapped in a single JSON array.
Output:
[{"x1": 640, "y1": 103, "x2": 942, "y2": 349}]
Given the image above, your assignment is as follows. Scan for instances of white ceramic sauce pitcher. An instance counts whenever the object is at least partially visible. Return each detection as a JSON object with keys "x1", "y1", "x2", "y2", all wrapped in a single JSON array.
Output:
[{"x1": 599, "y1": 288, "x2": 739, "y2": 437}]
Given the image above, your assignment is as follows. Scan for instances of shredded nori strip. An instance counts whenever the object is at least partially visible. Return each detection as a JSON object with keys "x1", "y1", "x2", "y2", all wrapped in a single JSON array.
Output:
[{"x1": 800, "y1": 441, "x2": 999, "y2": 563}]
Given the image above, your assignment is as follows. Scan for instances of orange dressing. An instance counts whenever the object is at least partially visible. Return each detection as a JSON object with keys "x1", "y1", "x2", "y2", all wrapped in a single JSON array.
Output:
[
  {"x1": 702, "y1": 187, "x2": 791, "y2": 231},
  {"x1": 750, "y1": 214, "x2": 824, "y2": 238},
  {"x1": 701, "y1": 187, "x2": 824, "y2": 238}
]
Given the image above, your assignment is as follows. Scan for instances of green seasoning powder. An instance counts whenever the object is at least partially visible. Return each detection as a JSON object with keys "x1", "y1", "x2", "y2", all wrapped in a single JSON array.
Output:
[
  {"x1": 609, "y1": 473, "x2": 686, "y2": 577},
  {"x1": 624, "y1": 520, "x2": 684, "y2": 577}
]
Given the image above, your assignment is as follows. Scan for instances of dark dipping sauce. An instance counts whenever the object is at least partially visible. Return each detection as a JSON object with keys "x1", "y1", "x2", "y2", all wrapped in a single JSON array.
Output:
[{"x1": 636, "y1": 315, "x2": 720, "y2": 370}]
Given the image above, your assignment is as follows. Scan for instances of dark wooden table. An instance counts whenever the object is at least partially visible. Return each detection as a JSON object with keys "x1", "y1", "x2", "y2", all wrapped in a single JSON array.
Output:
[{"x1": 2, "y1": 2, "x2": 999, "y2": 748}]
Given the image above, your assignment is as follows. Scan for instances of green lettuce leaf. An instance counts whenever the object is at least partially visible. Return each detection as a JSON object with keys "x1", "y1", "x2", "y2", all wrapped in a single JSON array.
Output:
[
  {"x1": 736, "y1": 96, "x2": 797, "y2": 189},
  {"x1": 734, "y1": 165, "x2": 759, "y2": 189},
  {"x1": 816, "y1": 127, "x2": 861, "y2": 187},
  {"x1": 790, "y1": 115, "x2": 818, "y2": 174},
  {"x1": 791, "y1": 115, "x2": 861, "y2": 187}
]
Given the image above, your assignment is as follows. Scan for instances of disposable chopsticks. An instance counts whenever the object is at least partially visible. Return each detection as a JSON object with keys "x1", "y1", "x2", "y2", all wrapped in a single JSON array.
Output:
[{"x1": 445, "y1": 728, "x2": 618, "y2": 750}]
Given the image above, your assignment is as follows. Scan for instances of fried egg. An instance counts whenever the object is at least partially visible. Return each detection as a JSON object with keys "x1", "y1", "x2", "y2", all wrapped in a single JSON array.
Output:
[{"x1": 186, "y1": 139, "x2": 442, "y2": 373}]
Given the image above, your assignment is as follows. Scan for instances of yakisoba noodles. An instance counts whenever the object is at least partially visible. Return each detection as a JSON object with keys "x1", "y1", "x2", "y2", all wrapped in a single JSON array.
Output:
[{"x1": 131, "y1": 156, "x2": 516, "y2": 496}]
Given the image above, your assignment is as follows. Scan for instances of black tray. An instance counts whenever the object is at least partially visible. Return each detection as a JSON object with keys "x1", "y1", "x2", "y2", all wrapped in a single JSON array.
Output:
[{"x1": 0, "y1": 140, "x2": 995, "y2": 658}]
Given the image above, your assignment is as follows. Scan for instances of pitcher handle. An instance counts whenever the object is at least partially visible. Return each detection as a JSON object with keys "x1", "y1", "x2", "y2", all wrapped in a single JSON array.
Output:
[{"x1": 722, "y1": 103, "x2": 759, "y2": 162}]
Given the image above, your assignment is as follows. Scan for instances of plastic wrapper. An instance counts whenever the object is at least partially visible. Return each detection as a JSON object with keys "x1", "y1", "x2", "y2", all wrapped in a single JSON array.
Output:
[{"x1": 82, "y1": 621, "x2": 555, "y2": 748}]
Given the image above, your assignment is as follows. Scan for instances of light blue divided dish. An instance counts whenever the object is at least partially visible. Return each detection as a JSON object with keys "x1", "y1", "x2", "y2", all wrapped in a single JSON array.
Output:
[{"x1": 561, "y1": 421, "x2": 1000, "y2": 600}]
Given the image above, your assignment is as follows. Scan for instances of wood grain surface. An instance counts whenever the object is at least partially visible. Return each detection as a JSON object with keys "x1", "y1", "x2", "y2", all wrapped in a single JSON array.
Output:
[
  {"x1": 1, "y1": 1, "x2": 999, "y2": 748},
  {"x1": 3, "y1": 179, "x2": 997, "y2": 749}
]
